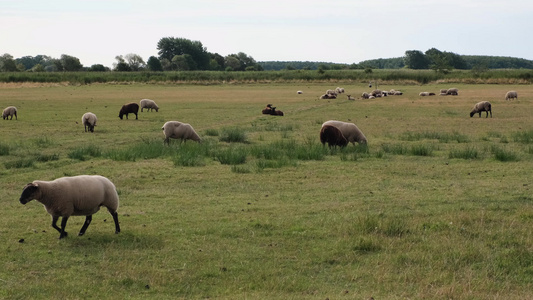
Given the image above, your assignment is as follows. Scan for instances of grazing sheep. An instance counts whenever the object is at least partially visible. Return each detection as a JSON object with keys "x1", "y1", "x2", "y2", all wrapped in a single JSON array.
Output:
[
  {"x1": 140, "y1": 99, "x2": 159, "y2": 112},
  {"x1": 322, "y1": 120, "x2": 367, "y2": 145},
  {"x1": 335, "y1": 87, "x2": 345, "y2": 94},
  {"x1": 419, "y1": 92, "x2": 430, "y2": 96},
  {"x1": 347, "y1": 95, "x2": 355, "y2": 100},
  {"x1": 361, "y1": 92, "x2": 370, "y2": 99},
  {"x1": 2, "y1": 106, "x2": 17, "y2": 120},
  {"x1": 118, "y1": 102, "x2": 139, "y2": 120},
  {"x1": 470, "y1": 101, "x2": 492, "y2": 118},
  {"x1": 505, "y1": 91, "x2": 518, "y2": 101},
  {"x1": 162, "y1": 121, "x2": 201, "y2": 144},
  {"x1": 81, "y1": 112, "x2": 97, "y2": 133},
  {"x1": 320, "y1": 125, "x2": 348, "y2": 148},
  {"x1": 297, "y1": 91, "x2": 303, "y2": 94},
  {"x1": 19, "y1": 175, "x2": 120, "y2": 239},
  {"x1": 446, "y1": 88, "x2": 459, "y2": 96}
]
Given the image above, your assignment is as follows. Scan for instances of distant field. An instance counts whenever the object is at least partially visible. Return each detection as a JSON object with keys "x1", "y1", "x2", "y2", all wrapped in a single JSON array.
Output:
[{"x1": 1, "y1": 82, "x2": 532, "y2": 299}]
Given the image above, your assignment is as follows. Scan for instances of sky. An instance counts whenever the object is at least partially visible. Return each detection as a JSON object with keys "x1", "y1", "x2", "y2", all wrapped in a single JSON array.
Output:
[{"x1": 2, "y1": 0, "x2": 533, "y2": 68}]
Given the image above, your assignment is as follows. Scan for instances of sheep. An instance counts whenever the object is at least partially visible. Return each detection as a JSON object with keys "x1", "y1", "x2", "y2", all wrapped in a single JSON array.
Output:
[
  {"x1": 429, "y1": 92, "x2": 436, "y2": 96},
  {"x1": 505, "y1": 91, "x2": 518, "y2": 101},
  {"x1": 470, "y1": 101, "x2": 492, "y2": 118},
  {"x1": 320, "y1": 94, "x2": 336, "y2": 99},
  {"x1": 419, "y1": 92, "x2": 430, "y2": 96},
  {"x1": 2, "y1": 106, "x2": 17, "y2": 120},
  {"x1": 335, "y1": 87, "x2": 345, "y2": 94},
  {"x1": 371, "y1": 90, "x2": 382, "y2": 97},
  {"x1": 140, "y1": 99, "x2": 159, "y2": 112},
  {"x1": 347, "y1": 95, "x2": 355, "y2": 100},
  {"x1": 162, "y1": 121, "x2": 201, "y2": 144},
  {"x1": 440, "y1": 89, "x2": 448, "y2": 94},
  {"x1": 118, "y1": 102, "x2": 139, "y2": 120},
  {"x1": 393, "y1": 91, "x2": 403, "y2": 95},
  {"x1": 446, "y1": 88, "x2": 459, "y2": 96},
  {"x1": 297, "y1": 91, "x2": 303, "y2": 94},
  {"x1": 361, "y1": 92, "x2": 370, "y2": 99},
  {"x1": 19, "y1": 175, "x2": 120, "y2": 239},
  {"x1": 322, "y1": 120, "x2": 367, "y2": 145},
  {"x1": 81, "y1": 112, "x2": 97, "y2": 133},
  {"x1": 320, "y1": 125, "x2": 348, "y2": 148},
  {"x1": 326, "y1": 89, "x2": 337, "y2": 96}
]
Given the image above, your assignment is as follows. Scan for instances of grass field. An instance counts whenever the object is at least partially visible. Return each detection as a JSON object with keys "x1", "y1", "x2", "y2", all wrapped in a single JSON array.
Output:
[{"x1": 1, "y1": 82, "x2": 532, "y2": 299}]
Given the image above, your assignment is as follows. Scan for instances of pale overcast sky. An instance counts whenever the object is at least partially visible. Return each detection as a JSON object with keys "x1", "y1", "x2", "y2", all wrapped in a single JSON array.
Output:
[{"x1": 2, "y1": 0, "x2": 532, "y2": 68}]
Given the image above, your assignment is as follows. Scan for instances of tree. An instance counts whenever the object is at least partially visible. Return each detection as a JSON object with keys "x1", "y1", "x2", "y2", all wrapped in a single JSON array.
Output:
[
  {"x1": 0, "y1": 53, "x2": 19, "y2": 72},
  {"x1": 60, "y1": 54, "x2": 83, "y2": 71},
  {"x1": 224, "y1": 56, "x2": 240, "y2": 71},
  {"x1": 404, "y1": 50, "x2": 430, "y2": 69},
  {"x1": 113, "y1": 55, "x2": 131, "y2": 71},
  {"x1": 89, "y1": 64, "x2": 108, "y2": 72},
  {"x1": 146, "y1": 56, "x2": 163, "y2": 71},
  {"x1": 124, "y1": 53, "x2": 145, "y2": 71},
  {"x1": 157, "y1": 37, "x2": 211, "y2": 70}
]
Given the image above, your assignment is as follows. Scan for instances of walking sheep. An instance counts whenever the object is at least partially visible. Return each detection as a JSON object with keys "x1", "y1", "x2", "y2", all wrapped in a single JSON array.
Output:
[
  {"x1": 2, "y1": 106, "x2": 17, "y2": 120},
  {"x1": 81, "y1": 112, "x2": 97, "y2": 133},
  {"x1": 162, "y1": 121, "x2": 201, "y2": 144},
  {"x1": 19, "y1": 175, "x2": 120, "y2": 239},
  {"x1": 322, "y1": 120, "x2": 367, "y2": 145},
  {"x1": 320, "y1": 125, "x2": 348, "y2": 148},
  {"x1": 140, "y1": 99, "x2": 159, "y2": 112},
  {"x1": 505, "y1": 91, "x2": 518, "y2": 101},
  {"x1": 118, "y1": 102, "x2": 139, "y2": 120},
  {"x1": 470, "y1": 101, "x2": 492, "y2": 118}
]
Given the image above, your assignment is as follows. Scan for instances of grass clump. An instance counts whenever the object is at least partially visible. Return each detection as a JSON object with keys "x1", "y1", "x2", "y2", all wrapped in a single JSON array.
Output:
[
  {"x1": 4, "y1": 158, "x2": 35, "y2": 169},
  {"x1": 0, "y1": 143, "x2": 10, "y2": 156},
  {"x1": 400, "y1": 131, "x2": 469, "y2": 143},
  {"x1": 449, "y1": 146, "x2": 480, "y2": 159},
  {"x1": 410, "y1": 144, "x2": 434, "y2": 156},
  {"x1": 68, "y1": 145, "x2": 102, "y2": 161},
  {"x1": 491, "y1": 145, "x2": 519, "y2": 162},
  {"x1": 219, "y1": 127, "x2": 248, "y2": 143},
  {"x1": 512, "y1": 130, "x2": 533, "y2": 144},
  {"x1": 214, "y1": 146, "x2": 248, "y2": 165}
]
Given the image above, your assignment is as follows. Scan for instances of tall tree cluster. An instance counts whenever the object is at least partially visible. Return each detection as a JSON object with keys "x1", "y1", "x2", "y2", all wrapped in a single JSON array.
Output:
[{"x1": 404, "y1": 48, "x2": 467, "y2": 72}]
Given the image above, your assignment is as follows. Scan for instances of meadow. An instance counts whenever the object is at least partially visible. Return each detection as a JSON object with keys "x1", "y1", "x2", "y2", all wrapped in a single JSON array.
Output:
[{"x1": 1, "y1": 81, "x2": 532, "y2": 299}]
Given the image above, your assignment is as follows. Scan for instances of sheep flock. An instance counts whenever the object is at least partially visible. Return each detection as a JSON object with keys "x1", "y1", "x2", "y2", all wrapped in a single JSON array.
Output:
[{"x1": 7, "y1": 84, "x2": 519, "y2": 240}]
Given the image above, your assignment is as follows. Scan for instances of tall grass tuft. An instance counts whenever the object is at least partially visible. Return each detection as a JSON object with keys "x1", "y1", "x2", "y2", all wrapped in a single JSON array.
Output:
[
  {"x1": 4, "y1": 158, "x2": 35, "y2": 169},
  {"x1": 491, "y1": 145, "x2": 519, "y2": 162},
  {"x1": 68, "y1": 145, "x2": 102, "y2": 161},
  {"x1": 219, "y1": 127, "x2": 248, "y2": 143},
  {"x1": 381, "y1": 143, "x2": 409, "y2": 155},
  {"x1": 410, "y1": 144, "x2": 434, "y2": 156},
  {"x1": 449, "y1": 146, "x2": 480, "y2": 159},
  {"x1": 0, "y1": 143, "x2": 10, "y2": 156},
  {"x1": 512, "y1": 130, "x2": 533, "y2": 144},
  {"x1": 214, "y1": 145, "x2": 248, "y2": 165}
]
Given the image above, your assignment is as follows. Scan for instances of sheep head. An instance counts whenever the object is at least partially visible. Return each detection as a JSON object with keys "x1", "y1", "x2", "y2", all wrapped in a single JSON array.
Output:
[{"x1": 20, "y1": 183, "x2": 40, "y2": 204}]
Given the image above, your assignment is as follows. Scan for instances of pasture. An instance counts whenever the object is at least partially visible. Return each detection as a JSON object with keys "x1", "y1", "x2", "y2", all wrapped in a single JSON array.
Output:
[{"x1": 1, "y1": 82, "x2": 532, "y2": 299}]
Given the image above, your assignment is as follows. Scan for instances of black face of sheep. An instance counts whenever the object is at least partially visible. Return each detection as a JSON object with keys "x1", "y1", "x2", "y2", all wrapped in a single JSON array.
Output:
[{"x1": 19, "y1": 183, "x2": 38, "y2": 205}]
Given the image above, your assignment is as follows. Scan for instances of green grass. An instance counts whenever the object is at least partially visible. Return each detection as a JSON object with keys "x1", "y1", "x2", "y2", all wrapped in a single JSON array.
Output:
[{"x1": 1, "y1": 82, "x2": 533, "y2": 299}]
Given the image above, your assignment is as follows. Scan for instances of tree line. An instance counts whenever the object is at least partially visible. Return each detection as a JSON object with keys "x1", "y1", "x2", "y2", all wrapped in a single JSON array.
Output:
[{"x1": 1, "y1": 39, "x2": 532, "y2": 73}]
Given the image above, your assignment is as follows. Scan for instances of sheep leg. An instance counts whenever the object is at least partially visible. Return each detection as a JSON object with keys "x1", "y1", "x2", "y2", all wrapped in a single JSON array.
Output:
[
  {"x1": 53, "y1": 216, "x2": 69, "y2": 239},
  {"x1": 135, "y1": 113, "x2": 138, "y2": 120},
  {"x1": 78, "y1": 215, "x2": 92, "y2": 236},
  {"x1": 110, "y1": 211, "x2": 121, "y2": 234}
]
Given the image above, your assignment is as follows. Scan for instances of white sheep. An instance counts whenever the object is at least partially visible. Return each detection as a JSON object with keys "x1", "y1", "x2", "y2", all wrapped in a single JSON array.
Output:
[
  {"x1": 335, "y1": 87, "x2": 345, "y2": 94},
  {"x1": 19, "y1": 175, "x2": 120, "y2": 239},
  {"x1": 505, "y1": 91, "x2": 518, "y2": 101},
  {"x1": 347, "y1": 95, "x2": 355, "y2": 100},
  {"x1": 361, "y1": 92, "x2": 370, "y2": 99},
  {"x1": 371, "y1": 90, "x2": 382, "y2": 97},
  {"x1": 297, "y1": 91, "x2": 303, "y2": 94},
  {"x1": 470, "y1": 101, "x2": 492, "y2": 118},
  {"x1": 81, "y1": 112, "x2": 97, "y2": 133},
  {"x1": 320, "y1": 94, "x2": 336, "y2": 99},
  {"x1": 419, "y1": 92, "x2": 430, "y2": 96},
  {"x1": 2, "y1": 106, "x2": 17, "y2": 120},
  {"x1": 446, "y1": 88, "x2": 459, "y2": 96},
  {"x1": 322, "y1": 120, "x2": 367, "y2": 145},
  {"x1": 162, "y1": 121, "x2": 201, "y2": 144},
  {"x1": 140, "y1": 99, "x2": 159, "y2": 112},
  {"x1": 326, "y1": 89, "x2": 337, "y2": 96}
]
